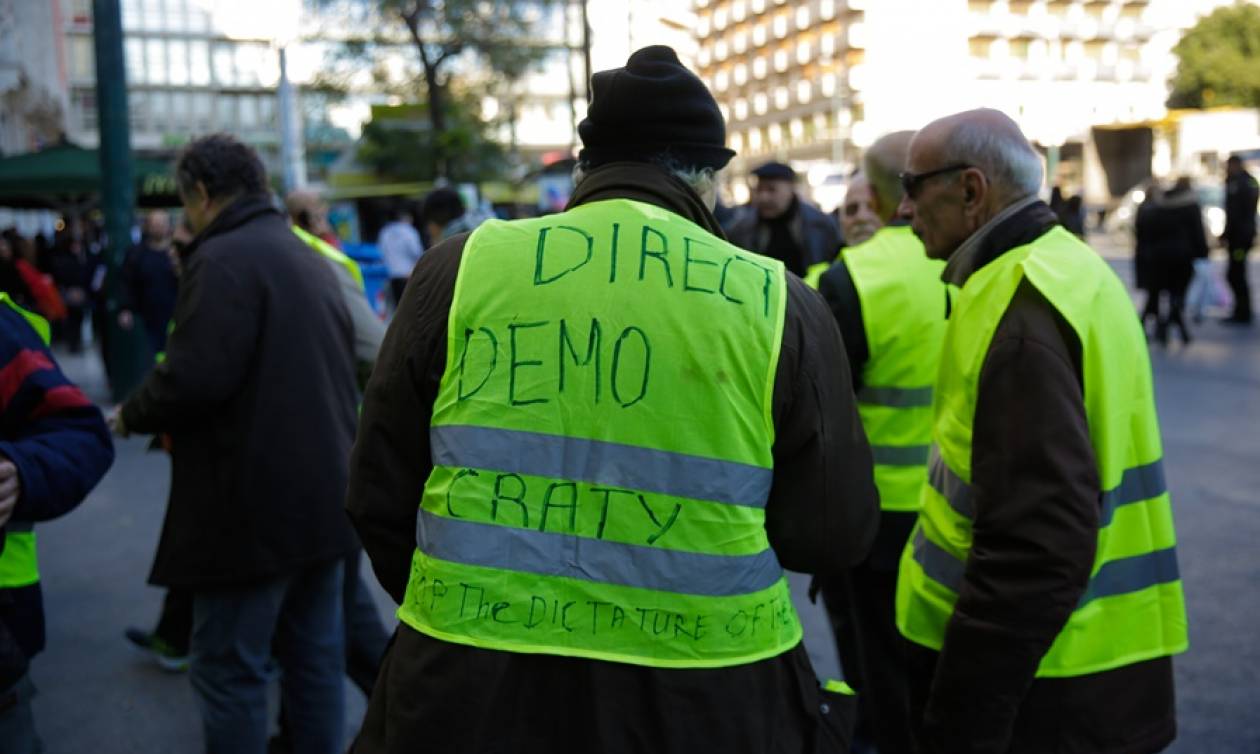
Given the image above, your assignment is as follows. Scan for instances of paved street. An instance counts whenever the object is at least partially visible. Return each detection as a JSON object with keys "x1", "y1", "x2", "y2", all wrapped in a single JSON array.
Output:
[{"x1": 24, "y1": 251, "x2": 1260, "y2": 753}]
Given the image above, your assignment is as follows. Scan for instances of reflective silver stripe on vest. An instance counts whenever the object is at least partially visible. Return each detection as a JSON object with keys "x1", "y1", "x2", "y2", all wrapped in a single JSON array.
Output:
[
  {"x1": 431, "y1": 424, "x2": 773, "y2": 509},
  {"x1": 913, "y1": 530, "x2": 1180, "y2": 604},
  {"x1": 1077, "y1": 547, "x2": 1180, "y2": 608},
  {"x1": 928, "y1": 450, "x2": 1167, "y2": 527},
  {"x1": 5, "y1": 522, "x2": 32, "y2": 533},
  {"x1": 928, "y1": 446, "x2": 974, "y2": 519},
  {"x1": 416, "y1": 509, "x2": 783, "y2": 597},
  {"x1": 857, "y1": 385, "x2": 933, "y2": 408},
  {"x1": 911, "y1": 529, "x2": 965, "y2": 593},
  {"x1": 871, "y1": 444, "x2": 931, "y2": 467},
  {"x1": 1099, "y1": 460, "x2": 1167, "y2": 527}
]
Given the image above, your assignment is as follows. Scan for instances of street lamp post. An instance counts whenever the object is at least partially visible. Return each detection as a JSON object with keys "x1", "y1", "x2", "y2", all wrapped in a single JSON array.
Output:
[{"x1": 92, "y1": 0, "x2": 147, "y2": 401}]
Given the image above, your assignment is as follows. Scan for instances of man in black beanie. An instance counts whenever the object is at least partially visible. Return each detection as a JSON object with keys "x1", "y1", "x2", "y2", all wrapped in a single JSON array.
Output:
[{"x1": 347, "y1": 45, "x2": 878, "y2": 754}]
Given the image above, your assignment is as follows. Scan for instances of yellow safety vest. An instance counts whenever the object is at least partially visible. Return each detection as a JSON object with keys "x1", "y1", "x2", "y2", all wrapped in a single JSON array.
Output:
[
  {"x1": 397, "y1": 198, "x2": 804, "y2": 668},
  {"x1": 896, "y1": 226, "x2": 1188, "y2": 676},
  {"x1": 844, "y1": 226, "x2": 947, "y2": 511}
]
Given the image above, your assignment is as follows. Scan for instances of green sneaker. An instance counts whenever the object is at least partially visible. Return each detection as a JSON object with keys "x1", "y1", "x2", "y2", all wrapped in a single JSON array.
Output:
[{"x1": 124, "y1": 627, "x2": 190, "y2": 672}]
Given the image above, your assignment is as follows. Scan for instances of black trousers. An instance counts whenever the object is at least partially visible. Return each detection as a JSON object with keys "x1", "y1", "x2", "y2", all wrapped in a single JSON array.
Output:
[
  {"x1": 820, "y1": 511, "x2": 916, "y2": 754},
  {"x1": 1227, "y1": 248, "x2": 1252, "y2": 322}
]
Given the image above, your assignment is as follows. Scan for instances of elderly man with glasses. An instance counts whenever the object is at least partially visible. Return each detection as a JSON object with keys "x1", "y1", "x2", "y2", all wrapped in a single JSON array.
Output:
[{"x1": 893, "y1": 109, "x2": 1186, "y2": 754}]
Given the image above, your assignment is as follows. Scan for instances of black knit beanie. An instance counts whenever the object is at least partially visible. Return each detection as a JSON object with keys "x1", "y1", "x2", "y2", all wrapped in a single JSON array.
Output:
[{"x1": 578, "y1": 46, "x2": 735, "y2": 171}]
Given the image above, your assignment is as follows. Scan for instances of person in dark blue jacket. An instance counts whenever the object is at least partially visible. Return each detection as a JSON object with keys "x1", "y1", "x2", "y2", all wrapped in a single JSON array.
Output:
[{"x1": 0, "y1": 293, "x2": 114, "y2": 751}]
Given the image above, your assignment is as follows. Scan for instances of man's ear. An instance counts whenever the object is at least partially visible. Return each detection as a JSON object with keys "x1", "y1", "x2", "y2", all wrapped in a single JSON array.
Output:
[{"x1": 960, "y1": 168, "x2": 988, "y2": 211}]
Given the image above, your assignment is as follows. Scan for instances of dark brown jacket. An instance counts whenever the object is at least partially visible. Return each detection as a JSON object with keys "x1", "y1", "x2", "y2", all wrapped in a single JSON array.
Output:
[
  {"x1": 347, "y1": 162, "x2": 880, "y2": 754},
  {"x1": 122, "y1": 195, "x2": 360, "y2": 587},
  {"x1": 906, "y1": 201, "x2": 1176, "y2": 754}
]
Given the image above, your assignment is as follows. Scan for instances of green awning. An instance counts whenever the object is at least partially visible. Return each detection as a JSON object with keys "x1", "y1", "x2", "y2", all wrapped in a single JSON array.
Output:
[{"x1": 0, "y1": 143, "x2": 178, "y2": 209}]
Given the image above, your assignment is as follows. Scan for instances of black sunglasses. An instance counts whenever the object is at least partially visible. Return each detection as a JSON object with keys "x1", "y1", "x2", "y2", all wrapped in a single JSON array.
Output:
[{"x1": 899, "y1": 164, "x2": 973, "y2": 199}]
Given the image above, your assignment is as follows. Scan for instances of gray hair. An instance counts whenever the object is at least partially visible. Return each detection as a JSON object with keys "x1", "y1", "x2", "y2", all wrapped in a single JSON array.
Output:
[
  {"x1": 941, "y1": 120, "x2": 1044, "y2": 200},
  {"x1": 573, "y1": 157, "x2": 718, "y2": 206},
  {"x1": 862, "y1": 130, "x2": 914, "y2": 219}
]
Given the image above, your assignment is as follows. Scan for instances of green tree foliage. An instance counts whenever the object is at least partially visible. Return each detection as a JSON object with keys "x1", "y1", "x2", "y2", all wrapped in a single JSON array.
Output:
[
  {"x1": 1168, "y1": 2, "x2": 1260, "y2": 109},
  {"x1": 311, "y1": 0, "x2": 558, "y2": 178},
  {"x1": 357, "y1": 96, "x2": 506, "y2": 183}
]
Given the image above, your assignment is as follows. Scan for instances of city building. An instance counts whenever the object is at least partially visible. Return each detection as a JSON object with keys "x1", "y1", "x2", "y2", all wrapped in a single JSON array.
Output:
[
  {"x1": 58, "y1": 0, "x2": 298, "y2": 169},
  {"x1": 693, "y1": 0, "x2": 1249, "y2": 208},
  {"x1": 0, "y1": 0, "x2": 68, "y2": 155}
]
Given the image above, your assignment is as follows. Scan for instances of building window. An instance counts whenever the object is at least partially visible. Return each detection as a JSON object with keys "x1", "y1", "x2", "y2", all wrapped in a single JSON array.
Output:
[
  {"x1": 774, "y1": 49, "x2": 789, "y2": 72},
  {"x1": 69, "y1": 36, "x2": 95, "y2": 82},
  {"x1": 258, "y1": 95, "x2": 277, "y2": 127},
  {"x1": 213, "y1": 44, "x2": 235, "y2": 86},
  {"x1": 751, "y1": 0, "x2": 765, "y2": 13},
  {"x1": 748, "y1": 127, "x2": 762, "y2": 151},
  {"x1": 125, "y1": 38, "x2": 146, "y2": 84},
  {"x1": 797, "y1": 79, "x2": 812, "y2": 104},
  {"x1": 753, "y1": 92, "x2": 768, "y2": 115},
  {"x1": 970, "y1": 37, "x2": 993, "y2": 57},
  {"x1": 774, "y1": 86, "x2": 789, "y2": 110},
  {"x1": 193, "y1": 92, "x2": 213, "y2": 130},
  {"x1": 768, "y1": 123, "x2": 782, "y2": 146},
  {"x1": 797, "y1": 40, "x2": 812, "y2": 65},
  {"x1": 141, "y1": 0, "x2": 163, "y2": 30},
  {"x1": 730, "y1": 131, "x2": 743, "y2": 152},
  {"x1": 733, "y1": 29, "x2": 748, "y2": 54},
  {"x1": 734, "y1": 63, "x2": 748, "y2": 85},
  {"x1": 773, "y1": 12, "x2": 788, "y2": 39},
  {"x1": 753, "y1": 56, "x2": 767, "y2": 79},
  {"x1": 216, "y1": 94, "x2": 236, "y2": 129},
  {"x1": 128, "y1": 90, "x2": 148, "y2": 133},
  {"x1": 753, "y1": 23, "x2": 767, "y2": 47},
  {"x1": 65, "y1": 0, "x2": 93, "y2": 25},
  {"x1": 189, "y1": 40, "x2": 210, "y2": 86},
  {"x1": 168, "y1": 40, "x2": 189, "y2": 86},
  {"x1": 789, "y1": 118, "x2": 804, "y2": 142},
  {"x1": 146, "y1": 38, "x2": 167, "y2": 84},
  {"x1": 796, "y1": 6, "x2": 810, "y2": 30},
  {"x1": 716, "y1": 69, "x2": 730, "y2": 91},
  {"x1": 72, "y1": 89, "x2": 97, "y2": 132},
  {"x1": 734, "y1": 98, "x2": 749, "y2": 120},
  {"x1": 819, "y1": 0, "x2": 835, "y2": 21},
  {"x1": 732, "y1": 0, "x2": 746, "y2": 22}
]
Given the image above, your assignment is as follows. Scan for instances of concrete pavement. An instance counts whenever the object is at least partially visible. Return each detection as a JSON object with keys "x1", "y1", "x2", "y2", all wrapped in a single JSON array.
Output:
[{"x1": 23, "y1": 252, "x2": 1260, "y2": 752}]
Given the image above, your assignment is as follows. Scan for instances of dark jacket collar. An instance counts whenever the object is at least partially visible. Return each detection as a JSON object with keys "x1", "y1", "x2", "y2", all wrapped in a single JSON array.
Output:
[
  {"x1": 942, "y1": 199, "x2": 1061, "y2": 286},
  {"x1": 188, "y1": 193, "x2": 281, "y2": 255},
  {"x1": 566, "y1": 162, "x2": 727, "y2": 239}
]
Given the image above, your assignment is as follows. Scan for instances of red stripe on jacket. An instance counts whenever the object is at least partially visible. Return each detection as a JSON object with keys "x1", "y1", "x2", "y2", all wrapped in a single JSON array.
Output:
[
  {"x1": 0, "y1": 349, "x2": 55, "y2": 411},
  {"x1": 30, "y1": 384, "x2": 93, "y2": 420}
]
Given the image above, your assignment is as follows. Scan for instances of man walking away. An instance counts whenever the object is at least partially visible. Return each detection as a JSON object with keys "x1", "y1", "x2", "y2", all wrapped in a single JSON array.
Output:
[
  {"x1": 728, "y1": 161, "x2": 843, "y2": 277},
  {"x1": 347, "y1": 46, "x2": 880, "y2": 754},
  {"x1": 896, "y1": 109, "x2": 1187, "y2": 753},
  {"x1": 377, "y1": 203, "x2": 423, "y2": 307},
  {"x1": 112, "y1": 134, "x2": 359, "y2": 754},
  {"x1": 816, "y1": 131, "x2": 947, "y2": 754},
  {"x1": 1223, "y1": 155, "x2": 1259, "y2": 324},
  {"x1": 0, "y1": 292, "x2": 114, "y2": 752}
]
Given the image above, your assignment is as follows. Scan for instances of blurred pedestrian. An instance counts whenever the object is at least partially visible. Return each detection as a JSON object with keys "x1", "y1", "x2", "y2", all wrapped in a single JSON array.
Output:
[
  {"x1": 288, "y1": 189, "x2": 385, "y2": 386},
  {"x1": 111, "y1": 134, "x2": 359, "y2": 754},
  {"x1": 815, "y1": 131, "x2": 947, "y2": 754},
  {"x1": 839, "y1": 172, "x2": 882, "y2": 248},
  {"x1": 897, "y1": 108, "x2": 1186, "y2": 753},
  {"x1": 0, "y1": 291, "x2": 114, "y2": 752},
  {"x1": 1222, "y1": 155, "x2": 1259, "y2": 324},
  {"x1": 377, "y1": 202, "x2": 423, "y2": 306},
  {"x1": 728, "y1": 161, "x2": 842, "y2": 277},
  {"x1": 347, "y1": 45, "x2": 879, "y2": 754},
  {"x1": 118, "y1": 210, "x2": 179, "y2": 358},
  {"x1": 1135, "y1": 177, "x2": 1204, "y2": 345},
  {"x1": 47, "y1": 224, "x2": 96, "y2": 353},
  {"x1": 9, "y1": 237, "x2": 65, "y2": 324},
  {"x1": 418, "y1": 187, "x2": 486, "y2": 245},
  {"x1": 804, "y1": 173, "x2": 880, "y2": 288}
]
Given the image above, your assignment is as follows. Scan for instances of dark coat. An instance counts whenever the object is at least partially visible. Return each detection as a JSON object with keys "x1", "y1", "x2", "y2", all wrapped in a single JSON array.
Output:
[
  {"x1": 347, "y1": 162, "x2": 881, "y2": 754},
  {"x1": 121, "y1": 195, "x2": 359, "y2": 588},
  {"x1": 120, "y1": 241, "x2": 179, "y2": 354},
  {"x1": 727, "y1": 197, "x2": 842, "y2": 276},
  {"x1": 909, "y1": 201, "x2": 1177, "y2": 754},
  {"x1": 1135, "y1": 188, "x2": 1206, "y2": 294},
  {"x1": 1223, "y1": 169, "x2": 1259, "y2": 250}
]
